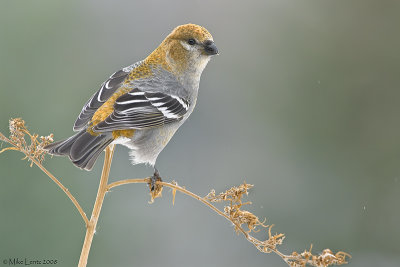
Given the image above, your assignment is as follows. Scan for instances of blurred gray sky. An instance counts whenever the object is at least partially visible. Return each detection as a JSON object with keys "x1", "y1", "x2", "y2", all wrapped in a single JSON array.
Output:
[{"x1": 1, "y1": 1, "x2": 399, "y2": 266}]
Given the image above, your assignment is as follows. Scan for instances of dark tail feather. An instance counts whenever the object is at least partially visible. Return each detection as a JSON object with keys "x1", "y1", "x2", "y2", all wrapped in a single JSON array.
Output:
[
  {"x1": 45, "y1": 130, "x2": 86, "y2": 155},
  {"x1": 45, "y1": 130, "x2": 113, "y2": 171}
]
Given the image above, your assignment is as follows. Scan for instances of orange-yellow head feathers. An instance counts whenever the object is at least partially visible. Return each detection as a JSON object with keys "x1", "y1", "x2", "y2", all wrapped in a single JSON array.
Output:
[
  {"x1": 167, "y1": 24, "x2": 213, "y2": 44},
  {"x1": 147, "y1": 24, "x2": 218, "y2": 75}
]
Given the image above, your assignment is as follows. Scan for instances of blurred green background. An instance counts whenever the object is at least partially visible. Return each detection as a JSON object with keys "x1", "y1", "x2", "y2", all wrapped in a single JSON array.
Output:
[{"x1": 1, "y1": 0, "x2": 399, "y2": 266}]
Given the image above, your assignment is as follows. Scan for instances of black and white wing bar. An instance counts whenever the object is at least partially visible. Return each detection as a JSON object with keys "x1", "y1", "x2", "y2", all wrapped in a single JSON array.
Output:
[
  {"x1": 92, "y1": 88, "x2": 189, "y2": 132},
  {"x1": 73, "y1": 62, "x2": 141, "y2": 131}
]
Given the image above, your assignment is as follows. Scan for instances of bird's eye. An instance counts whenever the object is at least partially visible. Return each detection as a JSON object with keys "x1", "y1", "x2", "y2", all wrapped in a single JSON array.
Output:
[{"x1": 187, "y1": 39, "x2": 196, "y2": 45}]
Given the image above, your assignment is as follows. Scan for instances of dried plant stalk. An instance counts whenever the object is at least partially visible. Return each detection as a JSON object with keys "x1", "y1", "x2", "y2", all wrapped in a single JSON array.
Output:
[
  {"x1": 1, "y1": 118, "x2": 351, "y2": 267},
  {"x1": 0, "y1": 118, "x2": 89, "y2": 226},
  {"x1": 109, "y1": 179, "x2": 351, "y2": 267},
  {"x1": 78, "y1": 145, "x2": 115, "y2": 267},
  {"x1": 0, "y1": 118, "x2": 53, "y2": 165}
]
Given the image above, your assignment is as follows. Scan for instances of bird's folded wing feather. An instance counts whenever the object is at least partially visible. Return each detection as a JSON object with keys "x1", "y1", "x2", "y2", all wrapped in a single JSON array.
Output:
[
  {"x1": 73, "y1": 63, "x2": 140, "y2": 131},
  {"x1": 92, "y1": 88, "x2": 189, "y2": 132}
]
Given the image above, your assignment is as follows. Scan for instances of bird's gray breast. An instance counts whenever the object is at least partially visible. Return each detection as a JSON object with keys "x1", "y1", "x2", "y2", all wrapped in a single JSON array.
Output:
[
  {"x1": 124, "y1": 121, "x2": 183, "y2": 165},
  {"x1": 119, "y1": 66, "x2": 201, "y2": 165}
]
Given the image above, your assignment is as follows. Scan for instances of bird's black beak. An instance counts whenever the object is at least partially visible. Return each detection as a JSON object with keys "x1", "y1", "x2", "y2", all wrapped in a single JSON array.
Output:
[{"x1": 203, "y1": 40, "x2": 219, "y2": 55}]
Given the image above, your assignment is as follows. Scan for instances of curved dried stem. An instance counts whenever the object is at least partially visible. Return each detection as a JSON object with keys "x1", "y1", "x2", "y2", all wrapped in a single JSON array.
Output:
[
  {"x1": 0, "y1": 119, "x2": 89, "y2": 226},
  {"x1": 108, "y1": 179, "x2": 234, "y2": 227},
  {"x1": 1, "y1": 118, "x2": 350, "y2": 267},
  {"x1": 106, "y1": 179, "x2": 350, "y2": 267},
  {"x1": 107, "y1": 178, "x2": 150, "y2": 190},
  {"x1": 31, "y1": 157, "x2": 89, "y2": 227}
]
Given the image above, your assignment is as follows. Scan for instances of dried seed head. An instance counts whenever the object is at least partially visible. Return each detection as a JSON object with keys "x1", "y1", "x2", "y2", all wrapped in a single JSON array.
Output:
[{"x1": 0, "y1": 118, "x2": 53, "y2": 165}]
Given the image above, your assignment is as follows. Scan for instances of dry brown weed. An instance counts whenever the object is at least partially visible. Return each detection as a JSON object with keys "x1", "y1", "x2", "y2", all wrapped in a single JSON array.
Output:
[
  {"x1": 0, "y1": 118, "x2": 53, "y2": 166},
  {"x1": 1, "y1": 118, "x2": 351, "y2": 267}
]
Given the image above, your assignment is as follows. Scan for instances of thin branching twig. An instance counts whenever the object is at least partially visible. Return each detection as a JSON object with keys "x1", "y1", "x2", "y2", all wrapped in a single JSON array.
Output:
[
  {"x1": 0, "y1": 118, "x2": 89, "y2": 226},
  {"x1": 108, "y1": 179, "x2": 350, "y2": 267},
  {"x1": 0, "y1": 118, "x2": 351, "y2": 267}
]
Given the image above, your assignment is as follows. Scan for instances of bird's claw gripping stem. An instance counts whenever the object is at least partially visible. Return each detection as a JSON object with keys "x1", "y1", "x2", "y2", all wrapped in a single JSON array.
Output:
[{"x1": 149, "y1": 168, "x2": 162, "y2": 192}]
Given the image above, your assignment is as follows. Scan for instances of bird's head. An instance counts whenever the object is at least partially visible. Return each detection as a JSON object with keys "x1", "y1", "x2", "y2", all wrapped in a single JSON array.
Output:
[{"x1": 156, "y1": 24, "x2": 218, "y2": 76}]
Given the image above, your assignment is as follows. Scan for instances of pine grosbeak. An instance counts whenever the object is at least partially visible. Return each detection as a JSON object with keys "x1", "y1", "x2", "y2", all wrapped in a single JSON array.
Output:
[{"x1": 45, "y1": 24, "x2": 218, "y2": 178}]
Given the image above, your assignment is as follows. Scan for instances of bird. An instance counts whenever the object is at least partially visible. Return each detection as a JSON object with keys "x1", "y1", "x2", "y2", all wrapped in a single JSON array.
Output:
[{"x1": 44, "y1": 24, "x2": 218, "y2": 183}]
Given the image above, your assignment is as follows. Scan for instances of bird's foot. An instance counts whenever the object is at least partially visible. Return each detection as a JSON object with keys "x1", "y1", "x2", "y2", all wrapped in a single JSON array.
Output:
[
  {"x1": 149, "y1": 168, "x2": 162, "y2": 192},
  {"x1": 148, "y1": 168, "x2": 163, "y2": 203}
]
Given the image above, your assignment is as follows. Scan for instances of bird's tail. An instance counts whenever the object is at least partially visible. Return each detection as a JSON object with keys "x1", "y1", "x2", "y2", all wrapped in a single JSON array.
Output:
[{"x1": 44, "y1": 130, "x2": 113, "y2": 171}]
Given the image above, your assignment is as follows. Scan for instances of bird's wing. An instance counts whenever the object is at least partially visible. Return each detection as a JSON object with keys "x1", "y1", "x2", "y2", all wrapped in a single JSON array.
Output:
[
  {"x1": 73, "y1": 62, "x2": 141, "y2": 132},
  {"x1": 92, "y1": 88, "x2": 189, "y2": 132}
]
